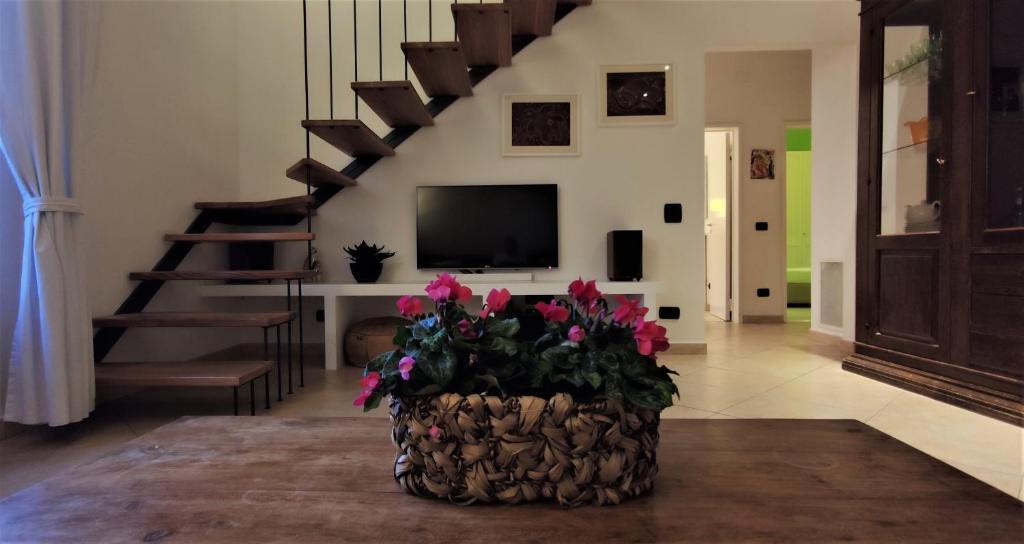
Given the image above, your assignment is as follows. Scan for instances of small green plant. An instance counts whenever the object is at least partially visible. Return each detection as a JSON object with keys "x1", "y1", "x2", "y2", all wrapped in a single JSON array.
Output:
[{"x1": 343, "y1": 241, "x2": 395, "y2": 264}]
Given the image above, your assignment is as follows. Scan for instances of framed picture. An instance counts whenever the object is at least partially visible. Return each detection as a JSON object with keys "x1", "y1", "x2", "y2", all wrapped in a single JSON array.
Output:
[
  {"x1": 502, "y1": 94, "x2": 580, "y2": 156},
  {"x1": 599, "y1": 63, "x2": 675, "y2": 126},
  {"x1": 750, "y1": 149, "x2": 776, "y2": 179}
]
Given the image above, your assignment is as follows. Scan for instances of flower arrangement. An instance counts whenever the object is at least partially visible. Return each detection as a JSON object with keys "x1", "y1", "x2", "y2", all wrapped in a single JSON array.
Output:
[{"x1": 355, "y1": 274, "x2": 678, "y2": 412}]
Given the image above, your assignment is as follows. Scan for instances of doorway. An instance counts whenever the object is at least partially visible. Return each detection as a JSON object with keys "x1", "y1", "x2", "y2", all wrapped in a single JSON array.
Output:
[
  {"x1": 785, "y1": 126, "x2": 812, "y2": 322},
  {"x1": 704, "y1": 128, "x2": 737, "y2": 322}
]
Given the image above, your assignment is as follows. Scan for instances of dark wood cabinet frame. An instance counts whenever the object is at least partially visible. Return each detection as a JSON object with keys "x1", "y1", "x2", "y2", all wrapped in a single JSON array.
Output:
[{"x1": 845, "y1": 0, "x2": 1023, "y2": 427}]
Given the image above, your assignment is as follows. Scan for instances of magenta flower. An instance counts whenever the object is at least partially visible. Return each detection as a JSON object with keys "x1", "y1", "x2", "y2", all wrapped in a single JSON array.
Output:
[
  {"x1": 535, "y1": 300, "x2": 569, "y2": 323},
  {"x1": 360, "y1": 371, "x2": 381, "y2": 390},
  {"x1": 633, "y1": 319, "x2": 670, "y2": 357},
  {"x1": 568, "y1": 278, "x2": 602, "y2": 306},
  {"x1": 353, "y1": 389, "x2": 373, "y2": 406},
  {"x1": 486, "y1": 288, "x2": 511, "y2": 312},
  {"x1": 396, "y1": 295, "x2": 423, "y2": 317},
  {"x1": 425, "y1": 273, "x2": 473, "y2": 303},
  {"x1": 612, "y1": 295, "x2": 649, "y2": 326},
  {"x1": 457, "y1": 318, "x2": 478, "y2": 338},
  {"x1": 428, "y1": 425, "x2": 443, "y2": 441},
  {"x1": 398, "y1": 356, "x2": 416, "y2": 381},
  {"x1": 568, "y1": 325, "x2": 586, "y2": 343}
]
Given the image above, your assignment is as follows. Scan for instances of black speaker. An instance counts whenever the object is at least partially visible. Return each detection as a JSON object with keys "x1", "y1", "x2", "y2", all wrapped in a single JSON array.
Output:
[{"x1": 607, "y1": 230, "x2": 643, "y2": 281}]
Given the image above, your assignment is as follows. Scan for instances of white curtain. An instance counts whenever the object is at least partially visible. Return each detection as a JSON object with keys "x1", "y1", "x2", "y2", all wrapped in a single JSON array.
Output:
[{"x1": 1, "y1": 1, "x2": 94, "y2": 425}]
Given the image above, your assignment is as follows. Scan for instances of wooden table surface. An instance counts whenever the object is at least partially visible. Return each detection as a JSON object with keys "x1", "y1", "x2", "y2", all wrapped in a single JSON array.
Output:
[{"x1": 1, "y1": 417, "x2": 1020, "y2": 543}]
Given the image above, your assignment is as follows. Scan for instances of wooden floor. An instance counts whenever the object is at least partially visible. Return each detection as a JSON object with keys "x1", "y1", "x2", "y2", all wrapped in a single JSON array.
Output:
[{"x1": 0, "y1": 418, "x2": 1019, "y2": 543}]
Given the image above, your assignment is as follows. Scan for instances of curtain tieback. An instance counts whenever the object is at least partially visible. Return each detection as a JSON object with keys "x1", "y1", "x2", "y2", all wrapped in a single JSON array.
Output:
[{"x1": 22, "y1": 196, "x2": 82, "y2": 217}]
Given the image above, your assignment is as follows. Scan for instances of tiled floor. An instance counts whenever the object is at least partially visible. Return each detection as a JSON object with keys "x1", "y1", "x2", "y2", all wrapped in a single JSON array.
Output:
[{"x1": 2, "y1": 317, "x2": 1022, "y2": 502}]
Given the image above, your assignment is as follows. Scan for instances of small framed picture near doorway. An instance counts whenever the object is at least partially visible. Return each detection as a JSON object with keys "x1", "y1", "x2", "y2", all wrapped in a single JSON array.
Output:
[
  {"x1": 599, "y1": 63, "x2": 675, "y2": 126},
  {"x1": 502, "y1": 94, "x2": 580, "y2": 156}
]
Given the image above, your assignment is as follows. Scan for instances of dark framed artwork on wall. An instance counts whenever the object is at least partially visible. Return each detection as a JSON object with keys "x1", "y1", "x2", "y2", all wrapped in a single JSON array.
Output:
[
  {"x1": 599, "y1": 63, "x2": 675, "y2": 125},
  {"x1": 502, "y1": 94, "x2": 580, "y2": 156},
  {"x1": 750, "y1": 149, "x2": 775, "y2": 179}
]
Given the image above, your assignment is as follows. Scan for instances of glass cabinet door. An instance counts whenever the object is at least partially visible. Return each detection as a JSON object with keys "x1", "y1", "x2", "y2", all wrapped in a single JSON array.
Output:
[
  {"x1": 985, "y1": 0, "x2": 1024, "y2": 231},
  {"x1": 879, "y1": 0, "x2": 944, "y2": 236}
]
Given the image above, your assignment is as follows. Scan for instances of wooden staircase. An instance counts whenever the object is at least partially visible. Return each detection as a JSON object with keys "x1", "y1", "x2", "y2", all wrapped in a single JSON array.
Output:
[{"x1": 91, "y1": 0, "x2": 589, "y2": 415}]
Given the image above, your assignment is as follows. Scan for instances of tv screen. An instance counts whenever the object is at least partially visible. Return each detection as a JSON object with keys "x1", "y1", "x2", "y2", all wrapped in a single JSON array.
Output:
[{"x1": 417, "y1": 184, "x2": 559, "y2": 269}]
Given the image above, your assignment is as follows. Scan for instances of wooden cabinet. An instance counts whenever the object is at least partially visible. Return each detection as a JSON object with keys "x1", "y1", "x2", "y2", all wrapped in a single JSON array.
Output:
[{"x1": 846, "y1": 0, "x2": 1023, "y2": 426}]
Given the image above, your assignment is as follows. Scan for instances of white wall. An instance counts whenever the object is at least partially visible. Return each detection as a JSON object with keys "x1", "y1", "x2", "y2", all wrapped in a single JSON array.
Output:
[
  {"x1": 810, "y1": 42, "x2": 859, "y2": 341},
  {"x1": 705, "y1": 50, "x2": 813, "y2": 320},
  {"x1": 231, "y1": 0, "x2": 859, "y2": 347},
  {"x1": 54, "y1": 1, "x2": 860, "y2": 363},
  {"x1": 70, "y1": 1, "x2": 248, "y2": 362}
]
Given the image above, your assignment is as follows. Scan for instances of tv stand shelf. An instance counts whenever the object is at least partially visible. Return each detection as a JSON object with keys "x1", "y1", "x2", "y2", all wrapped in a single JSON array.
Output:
[{"x1": 202, "y1": 280, "x2": 661, "y2": 369}]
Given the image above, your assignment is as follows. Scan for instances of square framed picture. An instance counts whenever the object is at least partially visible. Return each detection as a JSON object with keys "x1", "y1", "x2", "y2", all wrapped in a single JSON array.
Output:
[
  {"x1": 502, "y1": 94, "x2": 580, "y2": 156},
  {"x1": 599, "y1": 63, "x2": 675, "y2": 126}
]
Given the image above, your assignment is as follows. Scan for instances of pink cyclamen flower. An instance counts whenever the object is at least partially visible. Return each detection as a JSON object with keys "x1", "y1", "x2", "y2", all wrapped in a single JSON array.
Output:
[
  {"x1": 398, "y1": 356, "x2": 416, "y2": 381},
  {"x1": 486, "y1": 288, "x2": 512, "y2": 313},
  {"x1": 457, "y1": 319, "x2": 477, "y2": 339},
  {"x1": 568, "y1": 278, "x2": 602, "y2": 306},
  {"x1": 612, "y1": 295, "x2": 649, "y2": 326},
  {"x1": 396, "y1": 295, "x2": 423, "y2": 317},
  {"x1": 425, "y1": 273, "x2": 473, "y2": 303},
  {"x1": 428, "y1": 425, "x2": 443, "y2": 441},
  {"x1": 360, "y1": 371, "x2": 381, "y2": 390},
  {"x1": 633, "y1": 319, "x2": 670, "y2": 357},
  {"x1": 353, "y1": 389, "x2": 373, "y2": 406},
  {"x1": 535, "y1": 300, "x2": 570, "y2": 323},
  {"x1": 568, "y1": 325, "x2": 586, "y2": 343}
]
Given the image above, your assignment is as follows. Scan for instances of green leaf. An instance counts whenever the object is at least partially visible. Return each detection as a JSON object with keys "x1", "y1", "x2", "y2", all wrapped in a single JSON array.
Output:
[
  {"x1": 485, "y1": 318, "x2": 520, "y2": 338},
  {"x1": 410, "y1": 347, "x2": 459, "y2": 388},
  {"x1": 488, "y1": 336, "x2": 519, "y2": 356},
  {"x1": 624, "y1": 381, "x2": 674, "y2": 411},
  {"x1": 581, "y1": 352, "x2": 603, "y2": 389},
  {"x1": 367, "y1": 350, "x2": 400, "y2": 372},
  {"x1": 604, "y1": 370, "x2": 624, "y2": 400},
  {"x1": 420, "y1": 328, "x2": 448, "y2": 353},
  {"x1": 362, "y1": 390, "x2": 384, "y2": 411},
  {"x1": 411, "y1": 316, "x2": 438, "y2": 340},
  {"x1": 392, "y1": 326, "x2": 412, "y2": 348}
]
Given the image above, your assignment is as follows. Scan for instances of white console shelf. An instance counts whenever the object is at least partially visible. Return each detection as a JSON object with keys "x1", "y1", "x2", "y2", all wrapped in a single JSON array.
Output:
[{"x1": 201, "y1": 280, "x2": 661, "y2": 369}]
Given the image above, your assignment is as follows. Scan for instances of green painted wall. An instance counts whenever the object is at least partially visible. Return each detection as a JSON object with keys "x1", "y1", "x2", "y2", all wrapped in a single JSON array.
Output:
[{"x1": 786, "y1": 128, "x2": 812, "y2": 288}]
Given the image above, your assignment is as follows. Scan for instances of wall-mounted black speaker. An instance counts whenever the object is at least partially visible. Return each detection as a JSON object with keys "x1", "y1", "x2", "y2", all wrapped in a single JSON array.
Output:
[
  {"x1": 658, "y1": 306, "x2": 681, "y2": 320},
  {"x1": 607, "y1": 230, "x2": 643, "y2": 281},
  {"x1": 755, "y1": 221, "x2": 768, "y2": 231},
  {"x1": 757, "y1": 288, "x2": 771, "y2": 298},
  {"x1": 664, "y1": 203, "x2": 683, "y2": 223}
]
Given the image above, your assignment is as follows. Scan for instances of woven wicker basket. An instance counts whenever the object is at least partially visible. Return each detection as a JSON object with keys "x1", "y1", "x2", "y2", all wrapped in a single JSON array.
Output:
[{"x1": 389, "y1": 392, "x2": 660, "y2": 507}]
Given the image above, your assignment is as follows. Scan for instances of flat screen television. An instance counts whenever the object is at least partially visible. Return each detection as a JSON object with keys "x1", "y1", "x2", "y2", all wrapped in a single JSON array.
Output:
[{"x1": 417, "y1": 184, "x2": 558, "y2": 269}]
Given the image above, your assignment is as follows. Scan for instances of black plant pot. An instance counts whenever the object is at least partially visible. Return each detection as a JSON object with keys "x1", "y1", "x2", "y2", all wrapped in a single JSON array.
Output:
[{"x1": 350, "y1": 262, "x2": 383, "y2": 283}]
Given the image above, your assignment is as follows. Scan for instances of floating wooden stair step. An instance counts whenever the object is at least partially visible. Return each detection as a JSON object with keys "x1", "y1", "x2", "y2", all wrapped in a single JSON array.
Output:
[
  {"x1": 195, "y1": 196, "x2": 315, "y2": 226},
  {"x1": 129, "y1": 270, "x2": 316, "y2": 281},
  {"x1": 452, "y1": 4, "x2": 513, "y2": 67},
  {"x1": 302, "y1": 119, "x2": 395, "y2": 157},
  {"x1": 95, "y1": 361, "x2": 273, "y2": 387},
  {"x1": 164, "y1": 232, "x2": 314, "y2": 243},
  {"x1": 351, "y1": 81, "x2": 434, "y2": 128},
  {"x1": 93, "y1": 312, "x2": 296, "y2": 328},
  {"x1": 285, "y1": 158, "x2": 357, "y2": 188},
  {"x1": 401, "y1": 42, "x2": 473, "y2": 97},
  {"x1": 508, "y1": 0, "x2": 557, "y2": 36}
]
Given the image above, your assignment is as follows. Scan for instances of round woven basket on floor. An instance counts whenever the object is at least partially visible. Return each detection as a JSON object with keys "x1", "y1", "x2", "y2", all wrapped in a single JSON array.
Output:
[{"x1": 389, "y1": 392, "x2": 660, "y2": 507}]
